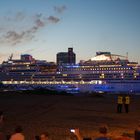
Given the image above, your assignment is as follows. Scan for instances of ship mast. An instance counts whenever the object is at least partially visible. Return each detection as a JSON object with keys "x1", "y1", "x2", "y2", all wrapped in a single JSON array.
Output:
[
  {"x1": 126, "y1": 52, "x2": 128, "y2": 60},
  {"x1": 8, "y1": 54, "x2": 13, "y2": 61}
]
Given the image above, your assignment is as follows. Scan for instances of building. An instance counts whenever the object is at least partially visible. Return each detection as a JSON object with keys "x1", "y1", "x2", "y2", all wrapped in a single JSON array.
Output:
[{"x1": 56, "y1": 48, "x2": 76, "y2": 65}]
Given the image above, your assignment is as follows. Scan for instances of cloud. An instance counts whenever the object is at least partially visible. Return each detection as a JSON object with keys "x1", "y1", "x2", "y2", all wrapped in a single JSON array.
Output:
[
  {"x1": 54, "y1": 5, "x2": 67, "y2": 13},
  {"x1": 0, "y1": 14, "x2": 60, "y2": 46},
  {"x1": 47, "y1": 16, "x2": 60, "y2": 23},
  {"x1": 0, "y1": 24, "x2": 41, "y2": 46},
  {"x1": 0, "y1": 4, "x2": 66, "y2": 46},
  {"x1": 4, "y1": 31, "x2": 25, "y2": 45},
  {"x1": 35, "y1": 13, "x2": 43, "y2": 18},
  {"x1": 35, "y1": 19, "x2": 45, "y2": 27}
]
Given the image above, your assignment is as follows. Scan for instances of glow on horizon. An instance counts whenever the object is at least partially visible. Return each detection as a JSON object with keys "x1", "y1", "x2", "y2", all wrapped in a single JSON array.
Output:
[{"x1": 0, "y1": 0, "x2": 140, "y2": 64}]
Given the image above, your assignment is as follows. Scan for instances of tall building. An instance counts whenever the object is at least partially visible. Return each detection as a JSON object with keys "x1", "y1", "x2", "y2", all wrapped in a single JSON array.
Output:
[{"x1": 56, "y1": 48, "x2": 76, "y2": 65}]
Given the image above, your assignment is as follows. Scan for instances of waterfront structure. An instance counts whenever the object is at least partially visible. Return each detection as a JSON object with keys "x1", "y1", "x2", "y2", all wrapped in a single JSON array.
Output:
[
  {"x1": 56, "y1": 48, "x2": 76, "y2": 65},
  {"x1": 0, "y1": 51, "x2": 140, "y2": 93}
]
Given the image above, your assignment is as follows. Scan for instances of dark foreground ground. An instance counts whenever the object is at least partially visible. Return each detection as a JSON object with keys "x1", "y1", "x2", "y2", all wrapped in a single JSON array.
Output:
[{"x1": 0, "y1": 91, "x2": 140, "y2": 140}]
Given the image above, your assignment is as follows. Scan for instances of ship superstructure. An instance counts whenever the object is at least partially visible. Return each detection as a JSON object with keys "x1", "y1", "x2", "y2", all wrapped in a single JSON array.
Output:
[{"x1": 1, "y1": 52, "x2": 140, "y2": 93}]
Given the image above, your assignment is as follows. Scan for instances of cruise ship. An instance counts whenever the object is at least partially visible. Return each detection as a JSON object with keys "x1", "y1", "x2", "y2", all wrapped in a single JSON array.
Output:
[{"x1": 0, "y1": 51, "x2": 140, "y2": 93}]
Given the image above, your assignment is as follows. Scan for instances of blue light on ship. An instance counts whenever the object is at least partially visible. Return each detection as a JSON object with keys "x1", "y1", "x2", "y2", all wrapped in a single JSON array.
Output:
[{"x1": 65, "y1": 65, "x2": 79, "y2": 68}]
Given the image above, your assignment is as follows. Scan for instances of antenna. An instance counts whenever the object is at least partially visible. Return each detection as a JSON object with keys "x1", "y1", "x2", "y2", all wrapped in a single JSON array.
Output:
[
  {"x1": 8, "y1": 54, "x2": 13, "y2": 61},
  {"x1": 126, "y1": 52, "x2": 128, "y2": 60}
]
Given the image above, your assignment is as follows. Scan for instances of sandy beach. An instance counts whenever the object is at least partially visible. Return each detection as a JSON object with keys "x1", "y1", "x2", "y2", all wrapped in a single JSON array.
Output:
[{"x1": 0, "y1": 92, "x2": 140, "y2": 140}]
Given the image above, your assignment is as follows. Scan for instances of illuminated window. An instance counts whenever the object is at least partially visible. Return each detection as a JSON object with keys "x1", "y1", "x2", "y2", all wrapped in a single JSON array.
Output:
[
  {"x1": 99, "y1": 73, "x2": 105, "y2": 79},
  {"x1": 63, "y1": 74, "x2": 67, "y2": 77}
]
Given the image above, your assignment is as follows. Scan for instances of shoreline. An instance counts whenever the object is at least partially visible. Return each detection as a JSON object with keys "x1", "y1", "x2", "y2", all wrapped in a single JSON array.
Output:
[{"x1": 0, "y1": 91, "x2": 139, "y2": 140}]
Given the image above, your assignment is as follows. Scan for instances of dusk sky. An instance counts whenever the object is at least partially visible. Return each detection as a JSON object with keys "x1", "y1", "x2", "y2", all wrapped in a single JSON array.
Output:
[{"x1": 0, "y1": 0, "x2": 140, "y2": 63}]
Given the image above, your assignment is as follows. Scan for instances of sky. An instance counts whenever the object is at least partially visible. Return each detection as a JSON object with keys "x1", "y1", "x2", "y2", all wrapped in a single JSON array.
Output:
[{"x1": 0, "y1": 0, "x2": 140, "y2": 63}]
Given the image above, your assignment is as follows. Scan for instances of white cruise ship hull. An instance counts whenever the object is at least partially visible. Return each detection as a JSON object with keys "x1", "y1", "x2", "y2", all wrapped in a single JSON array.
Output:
[
  {"x1": 3, "y1": 80, "x2": 140, "y2": 94},
  {"x1": 76, "y1": 82, "x2": 140, "y2": 93}
]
